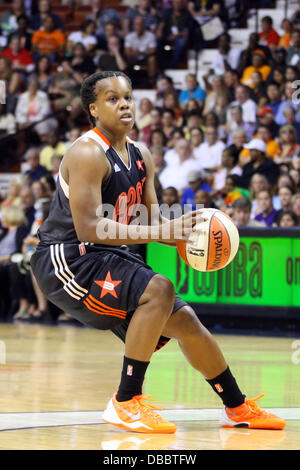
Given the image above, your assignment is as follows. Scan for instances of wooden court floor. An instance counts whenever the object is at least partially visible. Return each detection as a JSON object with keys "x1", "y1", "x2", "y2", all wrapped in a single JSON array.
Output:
[{"x1": 0, "y1": 323, "x2": 299, "y2": 450}]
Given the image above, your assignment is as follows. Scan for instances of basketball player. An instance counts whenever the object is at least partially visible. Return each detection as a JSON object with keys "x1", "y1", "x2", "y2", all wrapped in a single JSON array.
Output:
[{"x1": 31, "y1": 72, "x2": 285, "y2": 433}]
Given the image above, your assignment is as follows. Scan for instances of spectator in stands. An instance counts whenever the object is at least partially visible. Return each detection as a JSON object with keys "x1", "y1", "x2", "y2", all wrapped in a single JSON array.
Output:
[
  {"x1": 155, "y1": 75, "x2": 178, "y2": 107},
  {"x1": 232, "y1": 197, "x2": 265, "y2": 228},
  {"x1": 157, "y1": 0, "x2": 196, "y2": 69},
  {"x1": 1, "y1": 34, "x2": 34, "y2": 73},
  {"x1": 241, "y1": 49, "x2": 271, "y2": 89},
  {"x1": 213, "y1": 146, "x2": 242, "y2": 191},
  {"x1": 250, "y1": 71, "x2": 267, "y2": 105},
  {"x1": 291, "y1": 0, "x2": 300, "y2": 25},
  {"x1": 150, "y1": 128, "x2": 167, "y2": 148},
  {"x1": 122, "y1": 0, "x2": 158, "y2": 35},
  {"x1": 211, "y1": 90, "x2": 231, "y2": 126},
  {"x1": 229, "y1": 128, "x2": 248, "y2": 165},
  {"x1": 24, "y1": 147, "x2": 49, "y2": 182},
  {"x1": 161, "y1": 108, "x2": 178, "y2": 141},
  {"x1": 97, "y1": 35, "x2": 127, "y2": 73},
  {"x1": 203, "y1": 74, "x2": 225, "y2": 115},
  {"x1": 0, "y1": 102, "x2": 16, "y2": 135},
  {"x1": 228, "y1": 84, "x2": 257, "y2": 125},
  {"x1": 275, "y1": 124, "x2": 300, "y2": 165},
  {"x1": 282, "y1": 106, "x2": 300, "y2": 140},
  {"x1": 31, "y1": 14, "x2": 66, "y2": 61},
  {"x1": 166, "y1": 127, "x2": 185, "y2": 149},
  {"x1": 1, "y1": 178, "x2": 21, "y2": 208},
  {"x1": 279, "y1": 18, "x2": 292, "y2": 50},
  {"x1": 290, "y1": 168, "x2": 300, "y2": 190},
  {"x1": 30, "y1": 0, "x2": 64, "y2": 31},
  {"x1": 151, "y1": 144, "x2": 167, "y2": 176},
  {"x1": 49, "y1": 57, "x2": 83, "y2": 128},
  {"x1": 265, "y1": 82, "x2": 282, "y2": 118},
  {"x1": 19, "y1": 185, "x2": 36, "y2": 233},
  {"x1": 190, "y1": 126, "x2": 204, "y2": 153},
  {"x1": 97, "y1": 21, "x2": 121, "y2": 52},
  {"x1": 161, "y1": 186, "x2": 180, "y2": 209},
  {"x1": 8, "y1": 13, "x2": 32, "y2": 51},
  {"x1": 179, "y1": 73, "x2": 206, "y2": 109},
  {"x1": 240, "y1": 138, "x2": 280, "y2": 188},
  {"x1": 223, "y1": 69, "x2": 240, "y2": 101},
  {"x1": 0, "y1": 0, "x2": 26, "y2": 38},
  {"x1": 226, "y1": 104, "x2": 255, "y2": 146},
  {"x1": 276, "y1": 184, "x2": 295, "y2": 218},
  {"x1": 124, "y1": 15, "x2": 157, "y2": 85},
  {"x1": 194, "y1": 125, "x2": 225, "y2": 171},
  {"x1": 286, "y1": 29, "x2": 300, "y2": 66},
  {"x1": 181, "y1": 169, "x2": 211, "y2": 210},
  {"x1": 285, "y1": 64, "x2": 299, "y2": 82},
  {"x1": 194, "y1": 189, "x2": 213, "y2": 209},
  {"x1": 254, "y1": 189, "x2": 279, "y2": 227},
  {"x1": 256, "y1": 106, "x2": 279, "y2": 139},
  {"x1": 275, "y1": 82, "x2": 298, "y2": 126},
  {"x1": 163, "y1": 91, "x2": 183, "y2": 126},
  {"x1": 259, "y1": 16, "x2": 280, "y2": 49},
  {"x1": 277, "y1": 210, "x2": 298, "y2": 227},
  {"x1": 29, "y1": 54, "x2": 54, "y2": 93},
  {"x1": 0, "y1": 56, "x2": 23, "y2": 106},
  {"x1": 15, "y1": 76, "x2": 51, "y2": 131},
  {"x1": 0, "y1": 206, "x2": 27, "y2": 308},
  {"x1": 238, "y1": 32, "x2": 272, "y2": 76},
  {"x1": 86, "y1": 0, "x2": 122, "y2": 41},
  {"x1": 136, "y1": 97, "x2": 153, "y2": 130},
  {"x1": 39, "y1": 129, "x2": 68, "y2": 172},
  {"x1": 139, "y1": 107, "x2": 162, "y2": 146},
  {"x1": 70, "y1": 42, "x2": 96, "y2": 77},
  {"x1": 187, "y1": 0, "x2": 228, "y2": 27},
  {"x1": 248, "y1": 172, "x2": 270, "y2": 218},
  {"x1": 256, "y1": 124, "x2": 279, "y2": 159},
  {"x1": 158, "y1": 138, "x2": 200, "y2": 191},
  {"x1": 67, "y1": 20, "x2": 98, "y2": 54},
  {"x1": 211, "y1": 32, "x2": 241, "y2": 76}
]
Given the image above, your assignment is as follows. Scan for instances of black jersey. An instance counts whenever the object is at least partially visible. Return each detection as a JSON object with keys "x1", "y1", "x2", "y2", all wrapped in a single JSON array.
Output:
[{"x1": 38, "y1": 127, "x2": 147, "y2": 246}]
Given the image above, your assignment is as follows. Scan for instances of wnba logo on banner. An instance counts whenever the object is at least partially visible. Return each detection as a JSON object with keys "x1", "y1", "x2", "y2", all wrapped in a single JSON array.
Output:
[
  {"x1": 0, "y1": 340, "x2": 6, "y2": 364},
  {"x1": 0, "y1": 80, "x2": 6, "y2": 104}
]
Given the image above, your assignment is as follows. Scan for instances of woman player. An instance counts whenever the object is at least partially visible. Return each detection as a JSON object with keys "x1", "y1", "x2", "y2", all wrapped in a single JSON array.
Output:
[{"x1": 31, "y1": 71, "x2": 285, "y2": 433}]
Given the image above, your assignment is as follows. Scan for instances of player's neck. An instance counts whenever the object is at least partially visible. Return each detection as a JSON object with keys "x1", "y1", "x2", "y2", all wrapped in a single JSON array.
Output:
[{"x1": 95, "y1": 124, "x2": 127, "y2": 151}]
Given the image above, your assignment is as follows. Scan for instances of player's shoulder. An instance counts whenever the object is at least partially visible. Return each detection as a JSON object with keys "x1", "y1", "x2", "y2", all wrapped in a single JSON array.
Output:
[
  {"x1": 62, "y1": 134, "x2": 109, "y2": 181},
  {"x1": 66, "y1": 134, "x2": 107, "y2": 165}
]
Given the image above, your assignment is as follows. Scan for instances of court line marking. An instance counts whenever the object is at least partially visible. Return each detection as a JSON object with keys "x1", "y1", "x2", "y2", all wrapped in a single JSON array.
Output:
[{"x1": 0, "y1": 408, "x2": 299, "y2": 432}]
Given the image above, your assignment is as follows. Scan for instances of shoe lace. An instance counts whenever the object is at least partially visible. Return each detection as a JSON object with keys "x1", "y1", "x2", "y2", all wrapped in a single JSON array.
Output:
[
  {"x1": 245, "y1": 394, "x2": 268, "y2": 415},
  {"x1": 135, "y1": 395, "x2": 165, "y2": 423}
]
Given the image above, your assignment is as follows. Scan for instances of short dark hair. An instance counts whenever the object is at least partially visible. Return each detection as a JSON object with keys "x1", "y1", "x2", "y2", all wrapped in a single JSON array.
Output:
[
  {"x1": 233, "y1": 197, "x2": 251, "y2": 210},
  {"x1": 80, "y1": 71, "x2": 132, "y2": 126},
  {"x1": 277, "y1": 210, "x2": 298, "y2": 226},
  {"x1": 262, "y1": 16, "x2": 273, "y2": 25}
]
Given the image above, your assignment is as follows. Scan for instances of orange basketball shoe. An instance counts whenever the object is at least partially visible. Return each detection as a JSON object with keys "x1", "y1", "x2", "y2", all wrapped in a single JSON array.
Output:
[
  {"x1": 220, "y1": 394, "x2": 286, "y2": 430},
  {"x1": 102, "y1": 394, "x2": 177, "y2": 434}
]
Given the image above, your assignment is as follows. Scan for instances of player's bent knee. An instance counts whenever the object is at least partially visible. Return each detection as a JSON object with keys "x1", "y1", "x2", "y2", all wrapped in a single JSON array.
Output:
[
  {"x1": 173, "y1": 306, "x2": 205, "y2": 339},
  {"x1": 140, "y1": 274, "x2": 175, "y2": 311}
]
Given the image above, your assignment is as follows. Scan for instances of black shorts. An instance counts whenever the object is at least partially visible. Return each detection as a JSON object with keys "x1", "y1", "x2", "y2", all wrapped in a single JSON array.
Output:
[{"x1": 30, "y1": 242, "x2": 188, "y2": 351}]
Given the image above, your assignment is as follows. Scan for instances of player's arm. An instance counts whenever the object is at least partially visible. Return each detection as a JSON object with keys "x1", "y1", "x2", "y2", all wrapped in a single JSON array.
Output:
[
  {"x1": 66, "y1": 140, "x2": 172, "y2": 245},
  {"x1": 137, "y1": 143, "x2": 201, "y2": 247}
]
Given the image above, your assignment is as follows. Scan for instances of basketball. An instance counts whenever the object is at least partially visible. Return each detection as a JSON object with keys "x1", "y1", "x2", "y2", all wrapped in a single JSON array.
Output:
[{"x1": 177, "y1": 208, "x2": 240, "y2": 272}]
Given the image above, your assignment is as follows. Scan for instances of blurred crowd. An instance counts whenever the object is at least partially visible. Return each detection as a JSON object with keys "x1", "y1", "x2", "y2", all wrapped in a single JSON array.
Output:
[{"x1": 0, "y1": 0, "x2": 300, "y2": 323}]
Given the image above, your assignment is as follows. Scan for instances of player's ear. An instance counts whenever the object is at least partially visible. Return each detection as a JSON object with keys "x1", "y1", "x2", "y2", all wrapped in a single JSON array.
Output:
[{"x1": 89, "y1": 103, "x2": 98, "y2": 121}]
